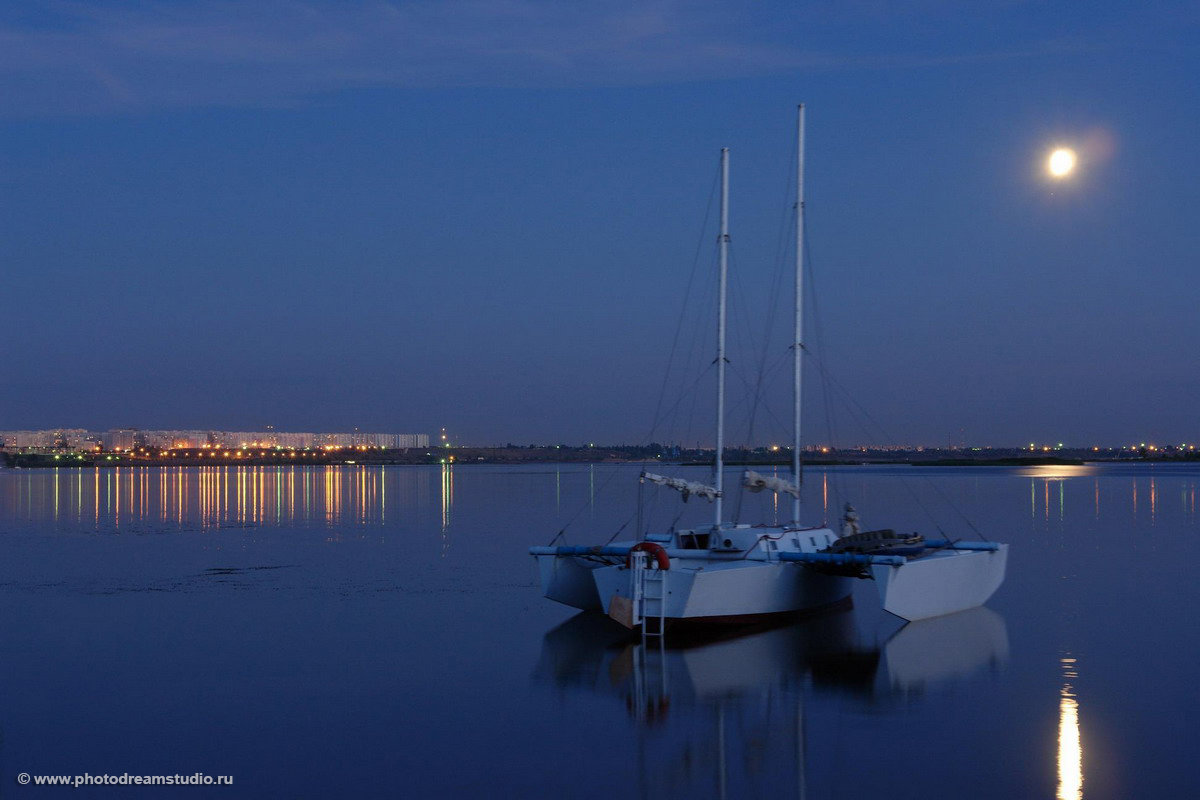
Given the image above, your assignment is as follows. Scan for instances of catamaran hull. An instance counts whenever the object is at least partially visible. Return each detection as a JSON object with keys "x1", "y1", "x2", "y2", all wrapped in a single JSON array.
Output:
[
  {"x1": 592, "y1": 561, "x2": 852, "y2": 628},
  {"x1": 535, "y1": 555, "x2": 605, "y2": 611},
  {"x1": 871, "y1": 544, "x2": 1008, "y2": 622}
]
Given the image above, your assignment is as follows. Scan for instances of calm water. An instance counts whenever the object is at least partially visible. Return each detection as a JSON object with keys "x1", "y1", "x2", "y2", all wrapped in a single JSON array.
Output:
[{"x1": 0, "y1": 462, "x2": 1196, "y2": 798}]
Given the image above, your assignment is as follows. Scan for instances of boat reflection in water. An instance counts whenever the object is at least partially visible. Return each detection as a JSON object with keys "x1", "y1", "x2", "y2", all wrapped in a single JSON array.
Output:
[
  {"x1": 532, "y1": 606, "x2": 1008, "y2": 797},
  {"x1": 882, "y1": 607, "x2": 1009, "y2": 694}
]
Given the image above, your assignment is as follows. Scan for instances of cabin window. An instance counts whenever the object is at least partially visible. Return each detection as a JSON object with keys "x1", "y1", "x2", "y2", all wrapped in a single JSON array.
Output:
[
  {"x1": 768, "y1": 541, "x2": 778, "y2": 551},
  {"x1": 808, "y1": 536, "x2": 817, "y2": 548}
]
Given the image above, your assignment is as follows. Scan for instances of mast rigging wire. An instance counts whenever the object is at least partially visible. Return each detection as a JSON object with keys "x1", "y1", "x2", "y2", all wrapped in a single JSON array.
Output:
[
  {"x1": 802, "y1": 218, "x2": 989, "y2": 542},
  {"x1": 552, "y1": 162, "x2": 723, "y2": 545}
]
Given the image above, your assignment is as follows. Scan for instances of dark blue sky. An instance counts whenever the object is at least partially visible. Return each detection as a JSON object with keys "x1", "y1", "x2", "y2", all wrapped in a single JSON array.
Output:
[{"x1": 2, "y1": 1, "x2": 1197, "y2": 447}]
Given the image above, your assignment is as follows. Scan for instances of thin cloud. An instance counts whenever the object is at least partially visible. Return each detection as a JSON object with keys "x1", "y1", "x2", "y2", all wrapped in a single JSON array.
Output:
[{"x1": 0, "y1": 0, "x2": 1171, "y2": 116}]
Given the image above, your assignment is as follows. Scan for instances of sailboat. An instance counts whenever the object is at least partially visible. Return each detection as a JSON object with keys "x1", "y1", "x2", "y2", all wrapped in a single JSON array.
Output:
[{"x1": 530, "y1": 106, "x2": 1007, "y2": 627}]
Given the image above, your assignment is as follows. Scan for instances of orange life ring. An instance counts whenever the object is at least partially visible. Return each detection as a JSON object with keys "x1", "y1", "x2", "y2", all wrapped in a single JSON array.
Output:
[{"x1": 626, "y1": 541, "x2": 670, "y2": 571}]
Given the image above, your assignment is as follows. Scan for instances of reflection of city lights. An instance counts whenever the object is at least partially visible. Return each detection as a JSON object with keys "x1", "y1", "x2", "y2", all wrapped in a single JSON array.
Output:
[{"x1": 441, "y1": 462, "x2": 454, "y2": 536}]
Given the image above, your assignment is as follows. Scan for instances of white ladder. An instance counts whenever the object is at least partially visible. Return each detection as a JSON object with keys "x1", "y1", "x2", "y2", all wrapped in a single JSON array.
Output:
[{"x1": 631, "y1": 555, "x2": 668, "y2": 639}]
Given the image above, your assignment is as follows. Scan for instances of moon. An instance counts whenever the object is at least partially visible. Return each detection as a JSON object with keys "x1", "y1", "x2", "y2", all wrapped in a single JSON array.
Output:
[{"x1": 1048, "y1": 148, "x2": 1077, "y2": 178}]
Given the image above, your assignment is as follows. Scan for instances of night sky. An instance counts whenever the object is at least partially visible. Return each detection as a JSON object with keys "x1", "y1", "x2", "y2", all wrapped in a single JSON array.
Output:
[{"x1": 2, "y1": 1, "x2": 1197, "y2": 447}]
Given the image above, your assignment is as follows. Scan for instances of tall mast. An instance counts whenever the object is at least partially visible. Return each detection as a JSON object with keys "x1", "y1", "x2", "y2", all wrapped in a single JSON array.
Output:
[
  {"x1": 715, "y1": 147, "x2": 729, "y2": 530},
  {"x1": 792, "y1": 105, "x2": 806, "y2": 524}
]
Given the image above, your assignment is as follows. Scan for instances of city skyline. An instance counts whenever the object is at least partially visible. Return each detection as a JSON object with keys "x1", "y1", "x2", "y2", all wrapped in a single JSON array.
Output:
[
  {"x1": 1, "y1": 427, "x2": 429, "y2": 451},
  {"x1": 3, "y1": 2, "x2": 1198, "y2": 446},
  {"x1": 2, "y1": 424, "x2": 1196, "y2": 453}
]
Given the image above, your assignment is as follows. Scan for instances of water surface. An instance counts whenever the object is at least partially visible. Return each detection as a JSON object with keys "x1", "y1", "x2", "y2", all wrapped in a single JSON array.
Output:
[{"x1": 0, "y1": 462, "x2": 1195, "y2": 798}]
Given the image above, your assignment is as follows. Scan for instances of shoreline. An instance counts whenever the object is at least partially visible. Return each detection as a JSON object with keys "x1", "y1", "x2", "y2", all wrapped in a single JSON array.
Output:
[{"x1": 0, "y1": 450, "x2": 1186, "y2": 470}]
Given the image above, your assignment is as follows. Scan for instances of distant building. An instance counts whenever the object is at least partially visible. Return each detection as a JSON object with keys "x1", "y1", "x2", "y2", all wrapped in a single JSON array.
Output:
[
  {"x1": 395, "y1": 434, "x2": 428, "y2": 448},
  {"x1": 142, "y1": 430, "x2": 211, "y2": 449},
  {"x1": 273, "y1": 432, "x2": 314, "y2": 449},
  {"x1": 0, "y1": 430, "x2": 51, "y2": 447},
  {"x1": 2, "y1": 427, "x2": 428, "y2": 451},
  {"x1": 60, "y1": 429, "x2": 95, "y2": 449},
  {"x1": 103, "y1": 429, "x2": 139, "y2": 451}
]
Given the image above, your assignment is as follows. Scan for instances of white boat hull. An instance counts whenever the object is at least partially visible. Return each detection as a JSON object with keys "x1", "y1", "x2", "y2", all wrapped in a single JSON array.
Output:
[
  {"x1": 592, "y1": 559, "x2": 851, "y2": 627},
  {"x1": 535, "y1": 555, "x2": 604, "y2": 611},
  {"x1": 871, "y1": 544, "x2": 1008, "y2": 622}
]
